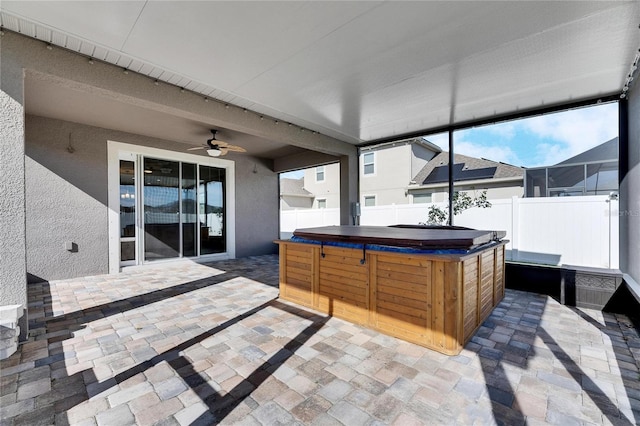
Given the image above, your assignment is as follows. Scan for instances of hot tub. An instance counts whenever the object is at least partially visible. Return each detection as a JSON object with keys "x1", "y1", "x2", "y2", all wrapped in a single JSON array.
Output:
[{"x1": 276, "y1": 225, "x2": 507, "y2": 355}]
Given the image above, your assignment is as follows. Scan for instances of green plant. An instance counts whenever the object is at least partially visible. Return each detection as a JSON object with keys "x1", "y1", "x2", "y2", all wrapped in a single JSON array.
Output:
[{"x1": 424, "y1": 190, "x2": 491, "y2": 225}]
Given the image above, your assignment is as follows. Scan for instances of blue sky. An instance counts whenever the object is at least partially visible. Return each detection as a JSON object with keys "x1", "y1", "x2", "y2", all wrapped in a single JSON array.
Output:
[
  {"x1": 281, "y1": 102, "x2": 619, "y2": 178},
  {"x1": 428, "y1": 102, "x2": 619, "y2": 168}
]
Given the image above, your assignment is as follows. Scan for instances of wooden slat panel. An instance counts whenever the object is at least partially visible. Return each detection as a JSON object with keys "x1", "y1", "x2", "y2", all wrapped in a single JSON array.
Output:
[
  {"x1": 377, "y1": 261, "x2": 430, "y2": 277},
  {"x1": 286, "y1": 250, "x2": 313, "y2": 261},
  {"x1": 286, "y1": 270, "x2": 312, "y2": 284},
  {"x1": 431, "y1": 261, "x2": 445, "y2": 349},
  {"x1": 377, "y1": 277, "x2": 430, "y2": 295},
  {"x1": 480, "y1": 251, "x2": 495, "y2": 319},
  {"x1": 320, "y1": 266, "x2": 367, "y2": 282},
  {"x1": 494, "y1": 247, "x2": 505, "y2": 302},
  {"x1": 463, "y1": 257, "x2": 479, "y2": 340},
  {"x1": 376, "y1": 253, "x2": 434, "y2": 267},
  {"x1": 319, "y1": 279, "x2": 367, "y2": 298},
  {"x1": 377, "y1": 283, "x2": 428, "y2": 300},
  {"x1": 377, "y1": 291, "x2": 428, "y2": 311},
  {"x1": 377, "y1": 298, "x2": 429, "y2": 320},
  {"x1": 376, "y1": 307, "x2": 428, "y2": 331},
  {"x1": 286, "y1": 260, "x2": 312, "y2": 272},
  {"x1": 443, "y1": 262, "x2": 460, "y2": 353},
  {"x1": 376, "y1": 269, "x2": 430, "y2": 286}
]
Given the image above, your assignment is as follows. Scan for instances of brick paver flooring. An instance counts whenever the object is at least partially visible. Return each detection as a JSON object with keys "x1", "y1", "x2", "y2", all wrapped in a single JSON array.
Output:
[{"x1": 1, "y1": 255, "x2": 639, "y2": 425}]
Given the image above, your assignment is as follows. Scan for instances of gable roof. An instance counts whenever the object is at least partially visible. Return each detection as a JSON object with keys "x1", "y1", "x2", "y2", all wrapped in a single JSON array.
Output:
[
  {"x1": 280, "y1": 178, "x2": 313, "y2": 197},
  {"x1": 412, "y1": 152, "x2": 524, "y2": 185}
]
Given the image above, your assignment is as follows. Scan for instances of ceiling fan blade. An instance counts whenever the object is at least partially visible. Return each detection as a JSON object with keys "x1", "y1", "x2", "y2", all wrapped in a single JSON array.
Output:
[
  {"x1": 187, "y1": 146, "x2": 206, "y2": 151},
  {"x1": 225, "y1": 145, "x2": 247, "y2": 153}
]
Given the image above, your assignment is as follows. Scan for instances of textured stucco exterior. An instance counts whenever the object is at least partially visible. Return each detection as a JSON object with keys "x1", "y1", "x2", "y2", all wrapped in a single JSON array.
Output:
[
  {"x1": 620, "y1": 85, "x2": 640, "y2": 284},
  {"x1": 25, "y1": 115, "x2": 279, "y2": 281},
  {"x1": 0, "y1": 30, "x2": 357, "y2": 285},
  {"x1": 1, "y1": 35, "x2": 28, "y2": 340}
]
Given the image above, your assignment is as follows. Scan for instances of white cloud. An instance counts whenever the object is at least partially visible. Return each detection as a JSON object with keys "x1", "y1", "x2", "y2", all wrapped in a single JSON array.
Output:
[
  {"x1": 523, "y1": 103, "x2": 618, "y2": 162},
  {"x1": 454, "y1": 140, "x2": 522, "y2": 165},
  {"x1": 421, "y1": 102, "x2": 618, "y2": 167}
]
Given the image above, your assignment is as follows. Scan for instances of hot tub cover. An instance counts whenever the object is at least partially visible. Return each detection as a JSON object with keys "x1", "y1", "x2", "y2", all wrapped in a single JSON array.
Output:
[{"x1": 292, "y1": 225, "x2": 506, "y2": 250}]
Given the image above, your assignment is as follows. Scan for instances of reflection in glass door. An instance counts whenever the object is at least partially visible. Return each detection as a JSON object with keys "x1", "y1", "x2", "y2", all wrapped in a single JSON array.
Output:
[
  {"x1": 182, "y1": 163, "x2": 197, "y2": 257},
  {"x1": 199, "y1": 165, "x2": 226, "y2": 254},
  {"x1": 119, "y1": 160, "x2": 137, "y2": 265},
  {"x1": 143, "y1": 158, "x2": 180, "y2": 261}
]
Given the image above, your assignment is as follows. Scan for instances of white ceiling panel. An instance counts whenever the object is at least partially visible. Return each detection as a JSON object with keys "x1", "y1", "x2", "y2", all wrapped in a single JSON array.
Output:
[
  {"x1": 2, "y1": 0, "x2": 145, "y2": 49},
  {"x1": 2, "y1": 1, "x2": 638, "y2": 147}
]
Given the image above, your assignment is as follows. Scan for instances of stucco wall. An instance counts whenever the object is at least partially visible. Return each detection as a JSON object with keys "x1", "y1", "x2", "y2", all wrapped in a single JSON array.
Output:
[
  {"x1": 1, "y1": 36, "x2": 28, "y2": 339},
  {"x1": 25, "y1": 116, "x2": 109, "y2": 281},
  {"x1": 234, "y1": 157, "x2": 279, "y2": 257},
  {"x1": 621, "y1": 87, "x2": 640, "y2": 283},
  {"x1": 25, "y1": 115, "x2": 278, "y2": 281}
]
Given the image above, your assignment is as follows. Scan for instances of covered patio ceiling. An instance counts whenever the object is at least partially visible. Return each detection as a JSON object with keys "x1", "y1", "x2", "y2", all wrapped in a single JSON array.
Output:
[{"x1": 1, "y1": 1, "x2": 639, "y2": 156}]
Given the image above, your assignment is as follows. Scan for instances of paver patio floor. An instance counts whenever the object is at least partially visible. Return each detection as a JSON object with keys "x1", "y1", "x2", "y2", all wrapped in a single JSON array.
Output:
[{"x1": 1, "y1": 255, "x2": 639, "y2": 425}]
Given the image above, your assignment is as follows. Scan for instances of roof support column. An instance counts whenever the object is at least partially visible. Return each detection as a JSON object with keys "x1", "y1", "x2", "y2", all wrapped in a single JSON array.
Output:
[
  {"x1": 340, "y1": 153, "x2": 359, "y2": 225},
  {"x1": 620, "y1": 85, "x2": 640, "y2": 291},
  {"x1": 448, "y1": 129, "x2": 455, "y2": 226}
]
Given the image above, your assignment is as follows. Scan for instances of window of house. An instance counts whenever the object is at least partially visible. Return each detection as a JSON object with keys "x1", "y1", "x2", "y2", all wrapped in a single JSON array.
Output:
[
  {"x1": 364, "y1": 195, "x2": 376, "y2": 206},
  {"x1": 413, "y1": 193, "x2": 432, "y2": 204},
  {"x1": 316, "y1": 166, "x2": 325, "y2": 182},
  {"x1": 317, "y1": 199, "x2": 327, "y2": 209},
  {"x1": 363, "y1": 152, "x2": 375, "y2": 175}
]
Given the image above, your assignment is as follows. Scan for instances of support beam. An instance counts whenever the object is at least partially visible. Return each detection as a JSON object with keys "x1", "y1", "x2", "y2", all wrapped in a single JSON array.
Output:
[{"x1": 340, "y1": 154, "x2": 359, "y2": 226}]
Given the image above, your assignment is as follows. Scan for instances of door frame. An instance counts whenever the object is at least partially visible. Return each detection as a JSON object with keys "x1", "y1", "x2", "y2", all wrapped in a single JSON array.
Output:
[{"x1": 107, "y1": 140, "x2": 236, "y2": 273}]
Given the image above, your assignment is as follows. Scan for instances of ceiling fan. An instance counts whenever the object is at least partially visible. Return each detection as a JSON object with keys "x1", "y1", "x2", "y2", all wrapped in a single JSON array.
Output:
[{"x1": 188, "y1": 129, "x2": 247, "y2": 157}]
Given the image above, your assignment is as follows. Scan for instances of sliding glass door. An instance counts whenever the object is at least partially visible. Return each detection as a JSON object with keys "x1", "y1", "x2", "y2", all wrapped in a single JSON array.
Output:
[
  {"x1": 143, "y1": 158, "x2": 180, "y2": 261},
  {"x1": 117, "y1": 153, "x2": 227, "y2": 266}
]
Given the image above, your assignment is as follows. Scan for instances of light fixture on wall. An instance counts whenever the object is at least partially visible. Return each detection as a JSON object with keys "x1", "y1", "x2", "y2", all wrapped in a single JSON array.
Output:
[{"x1": 67, "y1": 133, "x2": 75, "y2": 153}]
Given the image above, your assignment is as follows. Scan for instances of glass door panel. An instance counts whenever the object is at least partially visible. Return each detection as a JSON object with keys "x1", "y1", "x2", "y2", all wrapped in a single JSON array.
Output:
[
  {"x1": 143, "y1": 158, "x2": 180, "y2": 261},
  {"x1": 119, "y1": 160, "x2": 136, "y2": 263},
  {"x1": 199, "y1": 165, "x2": 226, "y2": 254},
  {"x1": 181, "y1": 163, "x2": 197, "y2": 257}
]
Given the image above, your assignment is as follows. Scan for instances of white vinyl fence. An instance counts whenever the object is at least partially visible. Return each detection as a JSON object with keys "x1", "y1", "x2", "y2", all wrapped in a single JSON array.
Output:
[{"x1": 280, "y1": 195, "x2": 619, "y2": 269}]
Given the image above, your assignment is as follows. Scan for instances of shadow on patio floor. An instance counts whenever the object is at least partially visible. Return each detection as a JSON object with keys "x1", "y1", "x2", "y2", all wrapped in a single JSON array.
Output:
[{"x1": 1, "y1": 255, "x2": 639, "y2": 425}]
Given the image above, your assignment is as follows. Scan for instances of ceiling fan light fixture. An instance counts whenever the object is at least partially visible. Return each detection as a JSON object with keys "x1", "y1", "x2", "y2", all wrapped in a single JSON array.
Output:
[{"x1": 207, "y1": 148, "x2": 222, "y2": 157}]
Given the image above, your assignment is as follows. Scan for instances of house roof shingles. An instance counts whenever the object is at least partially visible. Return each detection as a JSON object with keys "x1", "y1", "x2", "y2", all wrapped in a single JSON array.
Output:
[
  {"x1": 280, "y1": 178, "x2": 313, "y2": 197},
  {"x1": 412, "y1": 152, "x2": 524, "y2": 185}
]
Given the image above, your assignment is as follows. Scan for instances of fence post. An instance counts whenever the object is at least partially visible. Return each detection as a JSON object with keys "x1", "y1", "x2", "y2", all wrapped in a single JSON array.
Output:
[{"x1": 511, "y1": 196, "x2": 519, "y2": 260}]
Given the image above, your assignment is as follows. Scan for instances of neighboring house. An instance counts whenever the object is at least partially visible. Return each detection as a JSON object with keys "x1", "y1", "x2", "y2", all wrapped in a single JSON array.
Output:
[
  {"x1": 301, "y1": 163, "x2": 341, "y2": 209},
  {"x1": 293, "y1": 139, "x2": 524, "y2": 208},
  {"x1": 408, "y1": 152, "x2": 525, "y2": 203},
  {"x1": 359, "y1": 138, "x2": 442, "y2": 207},
  {"x1": 525, "y1": 137, "x2": 619, "y2": 197},
  {"x1": 279, "y1": 178, "x2": 314, "y2": 210}
]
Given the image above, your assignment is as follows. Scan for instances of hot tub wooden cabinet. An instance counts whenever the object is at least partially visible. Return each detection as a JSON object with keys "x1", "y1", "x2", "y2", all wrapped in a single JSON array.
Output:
[{"x1": 277, "y1": 226, "x2": 507, "y2": 355}]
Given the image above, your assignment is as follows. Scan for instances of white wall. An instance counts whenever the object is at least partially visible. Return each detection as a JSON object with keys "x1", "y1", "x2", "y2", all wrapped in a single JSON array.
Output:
[{"x1": 281, "y1": 195, "x2": 619, "y2": 269}]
